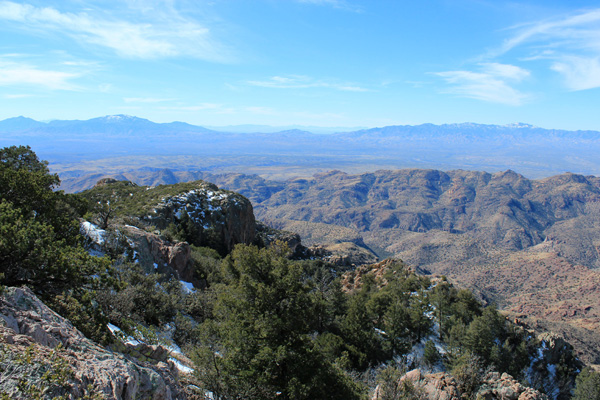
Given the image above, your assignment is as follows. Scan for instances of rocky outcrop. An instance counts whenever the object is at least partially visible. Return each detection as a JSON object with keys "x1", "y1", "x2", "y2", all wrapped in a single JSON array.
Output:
[
  {"x1": 0, "y1": 287, "x2": 184, "y2": 399},
  {"x1": 372, "y1": 369, "x2": 548, "y2": 400},
  {"x1": 254, "y1": 220, "x2": 304, "y2": 255},
  {"x1": 478, "y1": 372, "x2": 549, "y2": 400},
  {"x1": 305, "y1": 242, "x2": 378, "y2": 267},
  {"x1": 341, "y1": 258, "x2": 425, "y2": 292},
  {"x1": 94, "y1": 177, "x2": 123, "y2": 188},
  {"x1": 526, "y1": 332, "x2": 582, "y2": 400},
  {"x1": 144, "y1": 181, "x2": 255, "y2": 254},
  {"x1": 122, "y1": 225, "x2": 199, "y2": 286}
]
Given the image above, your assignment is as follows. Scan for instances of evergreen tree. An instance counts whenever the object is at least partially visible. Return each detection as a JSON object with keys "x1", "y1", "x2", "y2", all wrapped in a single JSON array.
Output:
[
  {"x1": 0, "y1": 145, "x2": 116, "y2": 342},
  {"x1": 573, "y1": 367, "x2": 600, "y2": 400},
  {"x1": 192, "y1": 244, "x2": 363, "y2": 400}
]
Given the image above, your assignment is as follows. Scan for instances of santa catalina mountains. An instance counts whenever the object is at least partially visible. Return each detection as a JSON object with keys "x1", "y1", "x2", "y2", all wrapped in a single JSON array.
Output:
[{"x1": 3, "y1": 115, "x2": 600, "y2": 398}]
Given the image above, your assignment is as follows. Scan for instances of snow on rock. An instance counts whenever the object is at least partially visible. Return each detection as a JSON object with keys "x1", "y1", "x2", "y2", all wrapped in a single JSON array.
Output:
[
  {"x1": 107, "y1": 323, "x2": 141, "y2": 346},
  {"x1": 142, "y1": 182, "x2": 256, "y2": 253},
  {"x1": 169, "y1": 357, "x2": 193, "y2": 374},
  {"x1": 0, "y1": 287, "x2": 184, "y2": 399},
  {"x1": 180, "y1": 280, "x2": 195, "y2": 293},
  {"x1": 80, "y1": 221, "x2": 106, "y2": 245}
]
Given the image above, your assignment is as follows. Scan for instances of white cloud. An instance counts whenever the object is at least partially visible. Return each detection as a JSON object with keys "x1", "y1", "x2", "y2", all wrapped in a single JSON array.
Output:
[
  {"x1": 434, "y1": 63, "x2": 530, "y2": 105},
  {"x1": 497, "y1": 9, "x2": 600, "y2": 56},
  {"x1": 551, "y1": 56, "x2": 600, "y2": 91},
  {"x1": 0, "y1": 1, "x2": 231, "y2": 61},
  {"x1": 0, "y1": 59, "x2": 79, "y2": 90},
  {"x1": 247, "y1": 75, "x2": 369, "y2": 92},
  {"x1": 3, "y1": 93, "x2": 35, "y2": 98},
  {"x1": 493, "y1": 8, "x2": 600, "y2": 91}
]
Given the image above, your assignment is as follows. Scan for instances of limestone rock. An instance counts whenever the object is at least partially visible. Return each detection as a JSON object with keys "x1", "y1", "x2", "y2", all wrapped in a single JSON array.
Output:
[{"x1": 0, "y1": 287, "x2": 184, "y2": 399}]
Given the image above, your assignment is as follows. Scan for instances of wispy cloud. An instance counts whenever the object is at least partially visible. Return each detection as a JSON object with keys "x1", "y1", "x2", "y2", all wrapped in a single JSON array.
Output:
[
  {"x1": 434, "y1": 63, "x2": 530, "y2": 105},
  {"x1": 247, "y1": 75, "x2": 369, "y2": 92},
  {"x1": 3, "y1": 93, "x2": 35, "y2": 99},
  {"x1": 0, "y1": 58, "x2": 80, "y2": 90},
  {"x1": 551, "y1": 56, "x2": 600, "y2": 91},
  {"x1": 493, "y1": 8, "x2": 600, "y2": 91},
  {"x1": 0, "y1": 1, "x2": 231, "y2": 61},
  {"x1": 495, "y1": 9, "x2": 600, "y2": 56}
]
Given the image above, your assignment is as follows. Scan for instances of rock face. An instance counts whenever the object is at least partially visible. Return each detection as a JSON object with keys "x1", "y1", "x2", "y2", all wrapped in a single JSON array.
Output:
[
  {"x1": 122, "y1": 225, "x2": 198, "y2": 285},
  {"x1": 372, "y1": 369, "x2": 548, "y2": 400},
  {"x1": 144, "y1": 181, "x2": 255, "y2": 254},
  {"x1": 254, "y1": 221, "x2": 378, "y2": 266},
  {"x1": 0, "y1": 287, "x2": 184, "y2": 399},
  {"x1": 254, "y1": 220, "x2": 304, "y2": 255}
]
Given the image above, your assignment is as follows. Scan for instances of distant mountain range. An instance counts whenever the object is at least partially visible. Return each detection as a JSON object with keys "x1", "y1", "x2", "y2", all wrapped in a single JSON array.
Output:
[{"x1": 3, "y1": 114, "x2": 600, "y2": 179}]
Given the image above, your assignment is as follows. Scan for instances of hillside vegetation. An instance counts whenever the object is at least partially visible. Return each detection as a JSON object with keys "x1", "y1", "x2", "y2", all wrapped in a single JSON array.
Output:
[
  {"x1": 55, "y1": 164, "x2": 600, "y2": 366},
  {"x1": 1, "y1": 146, "x2": 591, "y2": 399}
]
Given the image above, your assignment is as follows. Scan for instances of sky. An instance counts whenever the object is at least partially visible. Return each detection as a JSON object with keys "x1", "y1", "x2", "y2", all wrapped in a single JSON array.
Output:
[{"x1": 1, "y1": 0, "x2": 600, "y2": 130}]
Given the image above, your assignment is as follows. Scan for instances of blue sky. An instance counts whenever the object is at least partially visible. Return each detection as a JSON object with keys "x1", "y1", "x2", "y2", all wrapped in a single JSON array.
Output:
[{"x1": 1, "y1": 0, "x2": 600, "y2": 130}]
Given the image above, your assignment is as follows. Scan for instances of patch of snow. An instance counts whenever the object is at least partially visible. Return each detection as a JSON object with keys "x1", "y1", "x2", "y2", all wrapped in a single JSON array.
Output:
[
  {"x1": 546, "y1": 363, "x2": 560, "y2": 399},
  {"x1": 165, "y1": 342, "x2": 183, "y2": 355},
  {"x1": 180, "y1": 280, "x2": 195, "y2": 293},
  {"x1": 125, "y1": 225, "x2": 140, "y2": 230},
  {"x1": 204, "y1": 390, "x2": 215, "y2": 400},
  {"x1": 107, "y1": 323, "x2": 141, "y2": 346},
  {"x1": 80, "y1": 221, "x2": 106, "y2": 245},
  {"x1": 169, "y1": 357, "x2": 193, "y2": 374}
]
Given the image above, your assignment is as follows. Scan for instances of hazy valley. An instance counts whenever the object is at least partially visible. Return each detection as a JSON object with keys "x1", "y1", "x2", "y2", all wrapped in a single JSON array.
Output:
[{"x1": 5, "y1": 115, "x2": 600, "y2": 183}]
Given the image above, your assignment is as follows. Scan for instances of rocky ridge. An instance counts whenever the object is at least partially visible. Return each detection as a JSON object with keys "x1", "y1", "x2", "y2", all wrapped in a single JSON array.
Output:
[
  {"x1": 79, "y1": 172, "x2": 600, "y2": 363},
  {"x1": 0, "y1": 287, "x2": 185, "y2": 399}
]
